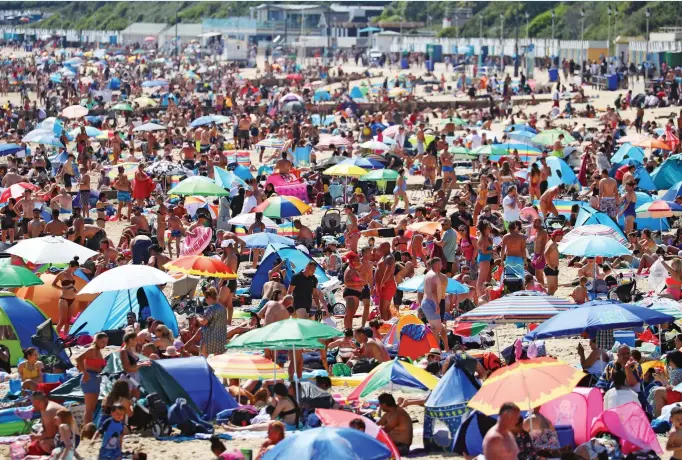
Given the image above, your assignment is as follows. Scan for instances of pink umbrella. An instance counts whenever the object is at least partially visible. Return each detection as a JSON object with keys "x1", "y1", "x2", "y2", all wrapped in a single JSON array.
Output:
[
  {"x1": 144, "y1": 36, "x2": 156, "y2": 42},
  {"x1": 382, "y1": 125, "x2": 405, "y2": 138},
  {"x1": 590, "y1": 402, "x2": 662, "y2": 454},
  {"x1": 0, "y1": 183, "x2": 39, "y2": 203},
  {"x1": 315, "y1": 409, "x2": 401, "y2": 459},
  {"x1": 316, "y1": 135, "x2": 353, "y2": 149}
]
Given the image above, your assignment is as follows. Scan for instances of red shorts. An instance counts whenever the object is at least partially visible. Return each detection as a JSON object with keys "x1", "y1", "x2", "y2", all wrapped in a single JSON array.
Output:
[
  {"x1": 26, "y1": 439, "x2": 49, "y2": 456},
  {"x1": 667, "y1": 389, "x2": 682, "y2": 405},
  {"x1": 379, "y1": 282, "x2": 397, "y2": 301}
]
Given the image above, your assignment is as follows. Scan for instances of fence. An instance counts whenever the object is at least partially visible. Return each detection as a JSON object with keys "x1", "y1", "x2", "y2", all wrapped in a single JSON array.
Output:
[{"x1": 0, "y1": 27, "x2": 120, "y2": 44}]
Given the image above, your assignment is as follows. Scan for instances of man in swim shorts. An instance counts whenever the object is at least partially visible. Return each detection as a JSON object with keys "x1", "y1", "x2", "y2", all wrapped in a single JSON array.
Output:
[
  {"x1": 421, "y1": 258, "x2": 444, "y2": 349},
  {"x1": 544, "y1": 230, "x2": 562, "y2": 295},
  {"x1": 113, "y1": 165, "x2": 132, "y2": 220},
  {"x1": 598, "y1": 168, "x2": 620, "y2": 219}
]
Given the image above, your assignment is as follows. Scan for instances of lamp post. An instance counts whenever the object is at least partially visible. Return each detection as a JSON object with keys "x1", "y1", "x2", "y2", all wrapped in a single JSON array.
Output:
[
  {"x1": 551, "y1": 10, "x2": 555, "y2": 58},
  {"x1": 607, "y1": 5, "x2": 612, "y2": 57},
  {"x1": 525, "y1": 12, "x2": 529, "y2": 40},
  {"x1": 645, "y1": 7, "x2": 651, "y2": 82},
  {"x1": 580, "y1": 8, "x2": 585, "y2": 73},
  {"x1": 500, "y1": 12, "x2": 504, "y2": 72}
]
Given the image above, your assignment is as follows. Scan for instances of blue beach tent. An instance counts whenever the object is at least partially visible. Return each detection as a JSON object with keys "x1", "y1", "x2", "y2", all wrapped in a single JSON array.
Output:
[
  {"x1": 574, "y1": 205, "x2": 628, "y2": 241},
  {"x1": 652, "y1": 154, "x2": 682, "y2": 190},
  {"x1": 250, "y1": 247, "x2": 329, "y2": 298},
  {"x1": 532, "y1": 156, "x2": 578, "y2": 188},
  {"x1": 349, "y1": 87, "x2": 364, "y2": 99},
  {"x1": 72, "y1": 286, "x2": 178, "y2": 336},
  {"x1": 611, "y1": 143, "x2": 645, "y2": 164}
]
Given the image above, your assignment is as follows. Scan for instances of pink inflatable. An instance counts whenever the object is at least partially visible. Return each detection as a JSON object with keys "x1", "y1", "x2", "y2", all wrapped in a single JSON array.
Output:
[
  {"x1": 266, "y1": 174, "x2": 309, "y2": 203},
  {"x1": 591, "y1": 402, "x2": 662, "y2": 454},
  {"x1": 539, "y1": 387, "x2": 603, "y2": 446}
]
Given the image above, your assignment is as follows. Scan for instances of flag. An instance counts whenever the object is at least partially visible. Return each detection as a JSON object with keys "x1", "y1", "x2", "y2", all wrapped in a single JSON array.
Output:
[{"x1": 666, "y1": 124, "x2": 679, "y2": 152}]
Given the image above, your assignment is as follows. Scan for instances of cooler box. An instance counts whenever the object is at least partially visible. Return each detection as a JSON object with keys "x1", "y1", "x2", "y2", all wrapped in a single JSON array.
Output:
[
  {"x1": 555, "y1": 425, "x2": 575, "y2": 449},
  {"x1": 401, "y1": 58, "x2": 409, "y2": 69},
  {"x1": 614, "y1": 330, "x2": 636, "y2": 347},
  {"x1": 426, "y1": 60, "x2": 434, "y2": 72},
  {"x1": 606, "y1": 74, "x2": 618, "y2": 91},
  {"x1": 548, "y1": 68, "x2": 559, "y2": 82}
]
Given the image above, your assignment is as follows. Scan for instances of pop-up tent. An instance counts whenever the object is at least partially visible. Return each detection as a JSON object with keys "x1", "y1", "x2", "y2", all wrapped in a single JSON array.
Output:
[
  {"x1": 250, "y1": 247, "x2": 329, "y2": 298},
  {"x1": 611, "y1": 143, "x2": 645, "y2": 164},
  {"x1": 71, "y1": 286, "x2": 178, "y2": 337},
  {"x1": 424, "y1": 362, "x2": 480, "y2": 452},
  {"x1": 532, "y1": 156, "x2": 578, "y2": 188},
  {"x1": 540, "y1": 387, "x2": 603, "y2": 446},
  {"x1": 15, "y1": 272, "x2": 95, "y2": 323},
  {"x1": 452, "y1": 410, "x2": 496, "y2": 457},
  {"x1": 652, "y1": 154, "x2": 682, "y2": 190}
]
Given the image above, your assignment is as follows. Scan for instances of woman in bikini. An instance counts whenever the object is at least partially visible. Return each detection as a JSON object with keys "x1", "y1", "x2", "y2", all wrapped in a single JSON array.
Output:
[
  {"x1": 498, "y1": 161, "x2": 516, "y2": 197},
  {"x1": 95, "y1": 192, "x2": 108, "y2": 230},
  {"x1": 486, "y1": 173, "x2": 500, "y2": 211},
  {"x1": 391, "y1": 169, "x2": 410, "y2": 213},
  {"x1": 528, "y1": 163, "x2": 542, "y2": 202},
  {"x1": 476, "y1": 221, "x2": 494, "y2": 298},
  {"x1": 343, "y1": 205, "x2": 361, "y2": 253},
  {"x1": 52, "y1": 257, "x2": 80, "y2": 337},
  {"x1": 474, "y1": 175, "x2": 488, "y2": 225},
  {"x1": 18, "y1": 347, "x2": 43, "y2": 391},
  {"x1": 342, "y1": 253, "x2": 364, "y2": 330}
]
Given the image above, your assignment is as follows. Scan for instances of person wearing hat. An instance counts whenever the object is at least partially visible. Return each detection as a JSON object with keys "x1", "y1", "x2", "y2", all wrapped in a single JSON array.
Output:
[
  {"x1": 164, "y1": 346, "x2": 180, "y2": 358},
  {"x1": 543, "y1": 229, "x2": 563, "y2": 295}
]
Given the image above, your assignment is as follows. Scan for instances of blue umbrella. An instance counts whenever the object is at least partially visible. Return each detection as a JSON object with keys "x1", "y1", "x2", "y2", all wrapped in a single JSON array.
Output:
[
  {"x1": 68, "y1": 126, "x2": 102, "y2": 138},
  {"x1": 190, "y1": 115, "x2": 217, "y2": 128},
  {"x1": 231, "y1": 164, "x2": 254, "y2": 181},
  {"x1": 504, "y1": 124, "x2": 537, "y2": 134},
  {"x1": 558, "y1": 235, "x2": 631, "y2": 258},
  {"x1": 29, "y1": 134, "x2": 65, "y2": 148},
  {"x1": 0, "y1": 144, "x2": 23, "y2": 156},
  {"x1": 398, "y1": 275, "x2": 469, "y2": 294},
  {"x1": 339, "y1": 157, "x2": 384, "y2": 169},
  {"x1": 524, "y1": 300, "x2": 675, "y2": 340},
  {"x1": 141, "y1": 79, "x2": 168, "y2": 88},
  {"x1": 662, "y1": 180, "x2": 682, "y2": 201},
  {"x1": 214, "y1": 166, "x2": 247, "y2": 190},
  {"x1": 239, "y1": 232, "x2": 296, "y2": 249},
  {"x1": 262, "y1": 427, "x2": 391, "y2": 460}
]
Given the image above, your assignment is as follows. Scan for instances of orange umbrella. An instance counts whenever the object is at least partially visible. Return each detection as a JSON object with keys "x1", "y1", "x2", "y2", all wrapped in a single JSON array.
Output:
[
  {"x1": 468, "y1": 357, "x2": 583, "y2": 415},
  {"x1": 407, "y1": 221, "x2": 442, "y2": 236},
  {"x1": 634, "y1": 138, "x2": 672, "y2": 151},
  {"x1": 164, "y1": 255, "x2": 237, "y2": 279}
]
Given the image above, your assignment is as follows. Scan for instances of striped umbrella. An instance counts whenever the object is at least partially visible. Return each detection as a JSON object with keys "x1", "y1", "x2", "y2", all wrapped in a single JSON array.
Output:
[
  {"x1": 561, "y1": 224, "x2": 627, "y2": 246},
  {"x1": 348, "y1": 359, "x2": 439, "y2": 400},
  {"x1": 107, "y1": 162, "x2": 138, "y2": 179},
  {"x1": 256, "y1": 137, "x2": 286, "y2": 149},
  {"x1": 253, "y1": 196, "x2": 311, "y2": 218},
  {"x1": 453, "y1": 321, "x2": 488, "y2": 338},
  {"x1": 208, "y1": 353, "x2": 282, "y2": 380},
  {"x1": 636, "y1": 200, "x2": 682, "y2": 218},
  {"x1": 459, "y1": 293, "x2": 575, "y2": 324},
  {"x1": 164, "y1": 255, "x2": 237, "y2": 279},
  {"x1": 636, "y1": 297, "x2": 682, "y2": 320},
  {"x1": 278, "y1": 221, "x2": 299, "y2": 237}
]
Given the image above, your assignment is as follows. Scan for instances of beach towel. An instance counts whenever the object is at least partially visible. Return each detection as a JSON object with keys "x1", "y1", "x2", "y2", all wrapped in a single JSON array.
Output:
[{"x1": 504, "y1": 256, "x2": 525, "y2": 279}]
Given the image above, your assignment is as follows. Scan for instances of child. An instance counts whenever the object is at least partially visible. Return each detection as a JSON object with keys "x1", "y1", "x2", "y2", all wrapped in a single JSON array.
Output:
[
  {"x1": 95, "y1": 404, "x2": 126, "y2": 460},
  {"x1": 666, "y1": 406, "x2": 682, "y2": 459},
  {"x1": 570, "y1": 276, "x2": 589, "y2": 304}
]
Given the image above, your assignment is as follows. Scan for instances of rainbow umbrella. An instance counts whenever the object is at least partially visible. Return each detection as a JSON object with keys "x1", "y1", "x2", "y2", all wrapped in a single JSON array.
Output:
[
  {"x1": 453, "y1": 321, "x2": 488, "y2": 337},
  {"x1": 347, "y1": 359, "x2": 439, "y2": 400},
  {"x1": 635, "y1": 200, "x2": 682, "y2": 218},
  {"x1": 207, "y1": 353, "x2": 282, "y2": 380},
  {"x1": 468, "y1": 357, "x2": 584, "y2": 415},
  {"x1": 107, "y1": 162, "x2": 138, "y2": 180},
  {"x1": 253, "y1": 195, "x2": 311, "y2": 218},
  {"x1": 164, "y1": 255, "x2": 237, "y2": 279},
  {"x1": 278, "y1": 221, "x2": 299, "y2": 237},
  {"x1": 184, "y1": 196, "x2": 218, "y2": 219}
]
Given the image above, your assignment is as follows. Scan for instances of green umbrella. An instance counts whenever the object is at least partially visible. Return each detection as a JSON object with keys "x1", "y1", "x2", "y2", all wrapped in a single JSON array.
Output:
[
  {"x1": 448, "y1": 145, "x2": 472, "y2": 156},
  {"x1": 226, "y1": 318, "x2": 342, "y2": 350},
  {"x1": 439, "y1": 118, "x2": 468, "y2": 127},
  {"x1": 170, "y1": 176, "x2": 230, "y2": 197},
  {"x1": 360, "y1": 169, "x2": 399, "y2": 181},
  {"x1": 470, "y1": 144, "x2": 506, "y2": 156},
  {"x1": 0, "y1": 266, "x2": 44, "y2": 288},
  {"x1": 531, "y1": 129, "x2": 576, "y2": 146},
  {"x1": 111, "y1": 103, "x2": 133, "y2": 112}
]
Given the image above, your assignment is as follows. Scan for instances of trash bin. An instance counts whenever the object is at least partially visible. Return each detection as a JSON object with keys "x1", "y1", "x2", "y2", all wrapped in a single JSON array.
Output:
[
  {"x1": 606, "y1": 74, "x2": 618, "y2": 91},
  {"x1": 400, "y1": 58, "x2": 409, "y2": 70},
  {"x1": 426, "y1": 60, "x2": 434, "y2": 72},
  {"x1": 548, "y1": 68, "x2": 558, "y2": 82}
]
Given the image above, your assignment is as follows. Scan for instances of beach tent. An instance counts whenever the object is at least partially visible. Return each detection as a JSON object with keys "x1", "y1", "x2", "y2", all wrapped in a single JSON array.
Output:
[
  {"x1": 350, "y1": 87, "x2": 364, "y2": 99},
  {"x1": 14, "y1": 273, "x2": 95, "y2": 322},
  {"x1": 633, "y1": 166, "x2": 657, "y2": 192},
  {"x1": 424, "y1": 363, "x2": 480, "y2": 452},
  {"x1": 382, "y1": 314, "x2": 423, "y2": 349},
  {"x1": 71, "y1": 286, "x2": 178, "y2": 337},
  {"x1": 617, "y1": 191, "x2": 669, "y2": 232},
  {"x1": 590, "y1": 403, "x2": 662, "y2": 455},
  {"x1": 452, "y1": 410, "x2": 496, "y2": 457},
  {"x1": 539, "y1": 387, "x2": 603, "y2": 446},
  {"x1": 107, "y1": 77, "x2": 120, "y2": 90},
  {"x1": 313, "y1": 90, "x2": 331, "y2": 102},
  {"x1": 250, "y1": 247, "x2": 329, "y2": 298},
  {"x1": 0, "y1": 292, "x2": 65, "y2": 365},
  {"x1": 139, "y1": 356, "x2": 237, "y2": 420},
  {"x1": 532, "y1": 156, "x2": 578, "y2": 188},
  {"x1": 652, "y1": 154, "x2": 682, "y2": 190},
  {"x1": 574, "y1": 205, "x2": 628, "y2": 242},
  {"x1": 611, "y1": 143, "x2": 645, "y2": 164}
]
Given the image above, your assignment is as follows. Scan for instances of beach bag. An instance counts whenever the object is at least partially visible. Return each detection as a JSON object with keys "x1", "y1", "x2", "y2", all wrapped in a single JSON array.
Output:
[
  {"x1": 229, "y1": 407, "x2": 258, "y2": 427},
  {"x1": 352, "y1": 358, "x2": 379, "y2": 374},
  {"x1": 168, "y1": 398, "x2": 212, "y2": 436}
]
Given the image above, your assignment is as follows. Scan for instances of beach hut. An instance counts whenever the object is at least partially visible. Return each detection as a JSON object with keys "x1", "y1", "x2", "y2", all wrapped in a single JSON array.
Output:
[
  {"x1": 250, "y1": 247, "x2": 329, "y2": 298},
  {"x1": 652, "y1": 154, "x2": 682, "y2": 190},
  {"x1": 539, "y1": 387, "x2": 603, "y2": 446},
  {"x1": 71, "y1": 286, "x2": 178, "y2": 337},
  {"x1": 423, "y1": 363, "x2": 480, "y2": 452}
]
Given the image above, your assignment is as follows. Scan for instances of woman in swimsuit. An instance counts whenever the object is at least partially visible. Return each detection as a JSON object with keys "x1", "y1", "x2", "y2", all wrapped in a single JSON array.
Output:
[
  {"x1": 342, "y1": 253, "x2": 364, "y2": 329},
  {"x1": 76, "y1": 332, "x2": 108, "y2": 425},
  {"x1": 619, "y1": 181, "x2": 638, "y2": 234},
  {"x1": 458, "y1": 225, "x2": 478, "y2": 270},
  {"x1": 249, "y1": 212, "x2": 267, "y2": 269},
  {"x1": 119, "y1": 331, "x2": 151, "y2": 396},
  {"x1": 391, "y1": 168, "x2": 410, "y2": 213},
  {"x1": 18, "y1": 347, "x2": 43, "y2": 390},
  {"x1": 640, "y1": 229, "x2": 658, "y2": 255},
  {"x1": 52, "y1": 257, "x2": 80, "y2": 337},
  {"x1": 498, "y1": 161, "x2": 516, "y2": 197},
  {"x1": 528, "y1": 163, "x2": 542, "y2": 202},
  {"x1": 661, "y1": 258, "x2": 682, "y2": 301},
  {"x1": 476, "y1": 221, "x2": 494, "y2": 297},
  {"x1": 343, "y1": 205, "x2": 361, "y2": 253},
  {"x1": 485, "y1": 173, "x2": 500, "y2": 211},
  {"x1": 474, "y1": 175, "x2": 488, "y2": 225}
]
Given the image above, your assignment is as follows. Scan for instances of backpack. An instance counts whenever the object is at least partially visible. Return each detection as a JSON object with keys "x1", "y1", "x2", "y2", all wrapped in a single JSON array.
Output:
[
  {"x1": 229, "y1": 407, "x2": 258, "y2": 427},
  {"x1": 167, "y1": 398, "x2": 212, "y2": 436}
]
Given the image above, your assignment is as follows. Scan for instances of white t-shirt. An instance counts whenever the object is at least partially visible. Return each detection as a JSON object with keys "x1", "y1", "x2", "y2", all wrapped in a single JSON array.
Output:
[
  {"x1": 470, "y1": 134, "x2": 482, "y2": 149},
  {"x1": 603, "y1": 387, "x2": 639, "y2": 410},
  {"x1": 241, "y1": 195, "x2": 257, "y2": 214},
  {"x1": 502, "y1": 195, "x2": 520, "y2": 222}
]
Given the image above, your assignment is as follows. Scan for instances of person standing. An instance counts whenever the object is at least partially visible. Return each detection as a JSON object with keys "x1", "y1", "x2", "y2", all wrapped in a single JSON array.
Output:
[
  {"x1": 288, "y1": 261, "x2": 321, "y2": 319},
  {"x1": 543, "y1": 230, "x2": 563, "y2": 295},
  {"x1": 198, "y1": 287, "x2": 227, "y2": 357},
  {"x1": 437, "y1": 219, "x2": 458, "y2": 276},
  {"x1": 531, "y1": 218, "x2": 549, "y2": 288},
  {"x1": 598, "y1": 168, "x2": 620, "y2": 219},
  {"x1": 76, "y1": 332, "x2": 108, "y2": 425},
  {"x1": 421, "y1": 258, "x2": 445, "y2": 349}
]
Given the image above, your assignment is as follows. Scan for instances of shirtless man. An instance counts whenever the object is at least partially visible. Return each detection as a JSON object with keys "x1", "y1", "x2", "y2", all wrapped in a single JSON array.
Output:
[
  {"x1": 415, "y1": 123, "x2": 426, "y2": 156},
  {"x1": 200, "y1": 126, "x2": 210, "y2": 151},
  {"x1": 501, "y1": 220, "x2": 527, "y2": 281},
  {"x1": 50, "y1": 187, "x2": 73, "y2": 215},
  {"x1": 218, "y1": 243, "x2": 240, "y2": 325},
  {"x1": 81, "y1": 224, "x2": 107, "y2": 251},
  {"x1": 258, "y1": 293, "x2": 292, "y2": 326},
  {"x1": 113, "y1": 165, "x2": 132, "y2": 220},
  {"x1": 167, "y1": 212, "x2": 184, "y2": 258},
  {"x1": 437, "y1": 269, "x2": 451, "y2": 352},
  {"x1": 421, "y1": 258, "x2": 445, "y2": 350},
  {"x1": 377, "y1": 393, "x2": 413, "y2": 457},
  {"x1": 26, "y1": 208, "x2": 46, "y2": 238},
  {"x1": 621, "y1": 164, "x2": 636, "y2": 188},
  {"x1": 350, "y1": 327, "x2": 389, "y2": 366},
  {"x1": 598, "y1": 168, "x2": 620, "y2": 219},
  {"x1": 293, "y1": 220, "x2": 315, "y2": 248},
  {"x1": 440, "y1": 148, "x2": 455, "y2": 189},
  {"x1": 539, "y1": 156, "x2": 552, "y2": 195},
  {"x1": 373, "y1": 243, "x2": 396, "y2": 320},
  {"x1": 358, "y1": 246, "x2": 374, "y2": 327},
  {"x1": 45, "y1": 209, "x2": 68, "y2": 236},
  {"x1": 262, "y1": 272, "x2": 286, "y2": 301},
  {"x1": 482, "y1": 402, "x2": 521, "y2": 460},
  {"x1": 544, "y1": 229, "x2": 563, "y2": 295},
  {"x1": 29, "y1": 391, "x2": 66, "y2": 455},
  {"x1": 421, "y1": 151, "x2": 438, "y2": 186},
  {"x1": 2, "y1": 167, "x2": 22, "y2": 187},
  {"x1": 14, "y1": 189, "x2": 37, "y2": 240},
  {"x1": 78, "y1": 170, "x2": 91, "y2": 217},
  {"x1": 539, "y1": 184, "x2": 565, "y2": 219},
  {"x1": 531, "y1": 217, "x2": 549, "y2": 287},
  {"x1": 274, "y1": 151, "x2": 292, "y2": 176}
]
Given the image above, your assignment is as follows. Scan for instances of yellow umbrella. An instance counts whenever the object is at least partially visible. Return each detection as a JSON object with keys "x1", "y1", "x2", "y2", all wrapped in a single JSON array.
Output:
[
  {"x1": 408, "y1": 134, "x2": 436, "y2": 147},
  {"x1": 322, "y1": 164, "x2": 368, "y2": 177},
  {"x1": 96, "y1": 130, "x2": 113, "y2": 141},
  {"x1": 133, "y1": 96, "x2": 158, "y2": 108},
  {"x1": 388, "y1": 87, "x2": 409, "y2": 97}
]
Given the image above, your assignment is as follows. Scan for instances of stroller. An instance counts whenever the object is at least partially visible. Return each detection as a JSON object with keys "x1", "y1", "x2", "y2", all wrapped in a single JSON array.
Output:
[
  {"x1": 319, "y1": 209, "x2": 344, "y2": 236},
  {"x1": 31, "y1": 318, "x2": 83, "y2": 367},
  {"x1": 127, "y1": 393, "x2": 171, "y2": 438},
  {"x1": 608, "y1": 279, "x2": 644, "y2": 303}
]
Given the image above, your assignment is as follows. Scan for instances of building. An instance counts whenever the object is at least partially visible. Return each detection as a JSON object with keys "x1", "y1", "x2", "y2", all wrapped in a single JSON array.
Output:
[
  {"x1": 120, "y1": 22, "x2": 167, "y2": 45},
  {"x1": 158, "y1": 23, "x2": 203, "y2": 47}
]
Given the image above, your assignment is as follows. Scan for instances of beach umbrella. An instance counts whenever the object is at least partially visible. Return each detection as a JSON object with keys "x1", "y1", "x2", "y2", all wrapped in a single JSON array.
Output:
[
  {"x1": 359, "y1": 140, "x2": 390, "y2": 151},
  {"x1": 315, "y1": 409, "x2": 400, "y2": 459},
  {"x1": 67, "y1": 126, "x2": 102, "y2": 138},
  {"x1": 408, "y1": 133, "x2": 436, "y2": 147},
  {"x1": 348, "y1": 358, "x2": 439, "y2": 400},
  {"x1": 278, "y1": 221, "x2": 299, "y2": 237},
  {"x1": 170, "y1": 176, "x2": 230, "y2": 197},
  {"x1": 252, "y1": 196, "x2": 311, "y2": 218},
  {"x1": 145, "y1": 160, "x2": 192, "y2": 177},
  {"x1": 0, "y1": 266, "x2": 44, "y2": 288},
  {"x1": 111, "y1": 102, "x2": 133, "y2": 112},
  {"x1": 141, "y1": 79, "x2": 169, "y2": 88},
  {"x1": 61, "y1": 105, "x2": 88, "y2": 119},
  {"x1": 281, "y1": 92, "x2": 303, "y2": 103},
  {"x1": 256, "y1": 138, "x2": 286, "y2": 149},
  {"x1": 239, "y1": 232, "x2": 296, "y2": 249},
  {"x1": 316, "y1": 135, "x2": 352, "y2": 149},
  {"x1": 453, "y1": 321, "x2": 488, "y2": 337},
  {"x1": 561, "y1": 224, "x2": 627, "y2": 246},
  {"x1": 635, "y1": 200, "x2": 682, "y2": 218},
  {"x1": 524, "y1": 300, "x2": 675, "y2": 340},
  {"x1": 469, "y1": 144, "x2": 506, "y2": 156},
  {"x1": 459, "y1": 293, "x2": 575, "y2": 324},
  {"x1": 360, "y1": 169, "x2": 399, "y2": 182},
  {"x1": 164, "y1": 255, "x2": 237, "y2": 279},
  {"x1": 504, "y1": 124, "x2": 537, "y2": 133},
  {"x1": 634, "y1": 138, "x2": 672, "y2": 151},
  {"x1": 531, "y1": 129, "x2": 576, "y2": 146},
  {"x1": 558, "y1": 235, "x2": 631, "y2": 258},
  {"x1": 5, "y1": 236, "x2": 98, "y2": 264},
  {"x1": 0, "y1": 144, "x2": 23, "y2": 156},
  {"x1": 29, "y1": 134, "x2": 64, "y2": 147},
  {"x1": 106, "y1": 162, "x2": 138, "y2": 180},
  {"x1": 285, "y1": 74, "x2": 303, "y2": 81},
  {"x1": 133, "y1": 96, "x2": 158, "y2": 108},
  {"x1": 468, "y1": 357, "x2": 583, "y2": 415},
  {"x1": 262, "y1": 427, "x2": 391, "y2": 460},
  {"x1": 407, "y1": 221, "x2": 442, "y2": 236},
  {"x1": 339, "y1": 157, "x2": 384, "y2": 169},
  {"x1": 322, "y1": 164, "x2": 368, "y2": 177},
  {"x1": 398, "y1": 275, "x2": 469, "y2": 294},
  {"x1": 227, "y1": 318, "x2": 342, "y2": 350},
  {"x1": 448, "y1": 145, "x2": 472, "y2": 157},
  {"x1": 636, "y1": 297, "x2": 682, "y2": 320},
  {"x1": 133, "y1": 122, "x2": 166, "y2": 132},
  {"x1": 0, "y1": 182, "x2": 39, "y2": 202},
  {"x1": 208, "y1": 353, "x2": 282, "y2": 380},
  {"x1": 315, "y1": 156, "x2": 346, "y2": 170},
  {"x1": 228, "y1": 213, "x2": 278, "y2": 230},
  {"x1": 78, "y1": 265, "x2": 176, "y2": 295}
]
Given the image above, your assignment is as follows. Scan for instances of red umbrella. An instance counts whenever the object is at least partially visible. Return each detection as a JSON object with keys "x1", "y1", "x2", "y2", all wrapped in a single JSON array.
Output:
[
  {"x1": 286, "y1": 74, "x2": 303, "y2": 81},
  {"x1": 0, "y1": 183, "x2": 39, "y2": 203}
]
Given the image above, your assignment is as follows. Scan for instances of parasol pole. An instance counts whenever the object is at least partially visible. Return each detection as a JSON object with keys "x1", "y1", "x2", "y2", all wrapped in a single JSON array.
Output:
[
  {"x1": 292, "y1": 344, "x2": 300, "y2": 405},
  {"x1": 273, "y1": 348, "x2": 277, "y2": 381}
]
